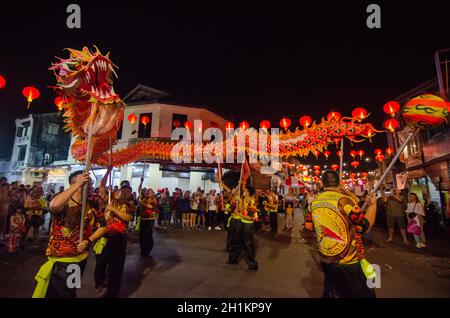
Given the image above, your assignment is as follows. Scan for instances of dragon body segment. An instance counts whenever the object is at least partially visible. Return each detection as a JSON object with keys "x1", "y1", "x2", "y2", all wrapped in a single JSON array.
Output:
[{"x1": 51, "y1": 47, "x2": 380, "y2": 167}]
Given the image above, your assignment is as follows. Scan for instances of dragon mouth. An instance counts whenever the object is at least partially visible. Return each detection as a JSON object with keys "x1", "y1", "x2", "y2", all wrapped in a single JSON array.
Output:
[
  {"x1": 84, "y1": 57, "x2": 119, "y2": 103},
  {"x1": 61, "y1": 56, "x2": 120, "y2": 104}
]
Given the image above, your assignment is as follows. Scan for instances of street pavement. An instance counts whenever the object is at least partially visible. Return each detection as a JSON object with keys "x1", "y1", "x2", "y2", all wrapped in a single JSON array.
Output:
[{"x1": 1, "y1": 209, "x2": 449, "y2": 298}]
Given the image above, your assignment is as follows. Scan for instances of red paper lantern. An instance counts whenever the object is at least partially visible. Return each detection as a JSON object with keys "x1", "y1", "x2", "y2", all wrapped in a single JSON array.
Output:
[
  {"x1": 313, "y1": 150, "x2": 320, "y2": 158},
  {"x1": 140, "y1": 115, "x2": 150, "y2": 127},
  {"x1": 314, "y1": 170, "x2": 321, "y2": 176},
  {"x1": 0, "y1": 75, "x2": 6, "y2": 89},
  {"x1": 54, "y1": 96, "x2": 72, "y2": 111},
  {"x1": 383, "y1": 101, "x2": 400, "y2": 117},
  {"x1": 323, "y1": 150, "x2": 330, "y2": 159},
  {"x1": 279, "y1": 117, "x2": 291, "y2": 129},
  {"x1": 327, "y1": 111, "x2": 341, "y2": 122},
  {"x1": 361, "y1": 172, "x2": 368, "y2": 178},
  {"x1": 128, "y1": 114, "x2": 137, "y2": 125},
  {"x1": 299, "y1": 115, "x2": 312, "y2": 128},
  {"x1": 386, "y1": 147, "x2": 393, "y2": 156},
  {"x1": 22, "y1": 86, "x2": 40, "y2": 109},
  {"x1": 364, "y1": 127, "x2": 374, "y2": 139},
  {"x1": 225, "y1": 121, "x2": 234, "y2": 129},
  {"x1": 350, "y1": 150, "x2": 357, "y2": 158},
  {"x1": 239, "y1": 121, "x2": 250, "y2": 130},
  {"x1": 173, "y1": 120, "x2": 181, "y2": 128},
  {"x1": 184, "y1": 121, "x2": 193, "y2": 129},
  {"x1": 384, "y1": 118, "x2": 399, "y2": 132},
  {"x1": 260, "y1": 120, "x2": 271, "y2": 130},
  {"x1": 374, "y1": 148, "x2": 383, "y2": 156},
  {"x1": 331, "y1": 164, "x2": 339, "y2": 171},
  {"x1": 358, "y1": 150, "x2": 365, "y2": 159},
  {"x1": 352, "y1": 107, "x2": 368, "y2": 120},
  {"x1": 375, "y1": 154, "x2": 385, "y2": 162},
  {"x1": 313, "y1": 165, "x2": 321, "y2": 171},
  {"x1": 350, "y1": 161, "x2": 360, "y2": 168},
  {"x1": 349, "y1": 173, "x2": 357, "y2": 179},
  {"x1": 337, "y1": 150, "x2": 342, "y2": 157}
]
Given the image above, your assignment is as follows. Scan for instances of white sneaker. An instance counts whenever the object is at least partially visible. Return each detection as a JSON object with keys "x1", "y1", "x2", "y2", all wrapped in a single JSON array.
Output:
[
  {"x1": 415, "y1": 243, "x2": 423, "y2": 249},
  {"x1": 419, "y1": 242, "x2": 426, "y2": 248},
  {"x1": 208, "y1": 226, "x2": 212, "y2": 231},
  {"x1": 215, "y1": 226, "x2": 221, "y2": 230}
]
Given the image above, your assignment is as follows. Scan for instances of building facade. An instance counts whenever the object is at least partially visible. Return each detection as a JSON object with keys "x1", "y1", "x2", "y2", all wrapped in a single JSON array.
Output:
[
  {"x1": 387, "y1": 78, "x2": 450, "y2": 220},
  {"x1": 8, "y1": 112, "x2": 71, "y2": 186},
  {"x1": 6, "y1": 84, "x2": 230, "y2": 193}
]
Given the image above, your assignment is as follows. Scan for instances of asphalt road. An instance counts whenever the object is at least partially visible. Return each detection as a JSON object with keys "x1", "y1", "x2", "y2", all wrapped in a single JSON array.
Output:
[{"x1": 1, "y1": 210, "x2": 449, "y2": 298}]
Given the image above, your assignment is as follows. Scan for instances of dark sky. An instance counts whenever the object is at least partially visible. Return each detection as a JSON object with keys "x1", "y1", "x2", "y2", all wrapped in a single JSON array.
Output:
[{"x1": 0, "y1": 1, "x2": 449, "y2": 166}]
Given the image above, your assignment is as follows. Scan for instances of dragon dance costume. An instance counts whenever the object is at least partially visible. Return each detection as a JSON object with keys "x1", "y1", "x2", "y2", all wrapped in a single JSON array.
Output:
[
  {"x1": 94, "y1": 198, "x2": 134, "y2": 298},
  {"x1": 32, "y1": 199, "x2": 95, "y2": 298},
  {"x1": 138, "y1": 195, "x2": 159, "y2": 256},
  {"x1": 310, "y1": 190, "x2": 376, "y2": 298},
  {"x1": 228, "y1": 194, "x2": 259, "y2": 270}
]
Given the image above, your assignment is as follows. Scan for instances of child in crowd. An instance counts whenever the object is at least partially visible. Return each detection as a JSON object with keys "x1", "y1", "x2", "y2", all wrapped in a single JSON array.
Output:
[
  {"x1": 285, "y1": 203, "x2": 294, "y2": 229},
  {"x1": 8, "y1": 205, "x2": 25, "y2": 252}
]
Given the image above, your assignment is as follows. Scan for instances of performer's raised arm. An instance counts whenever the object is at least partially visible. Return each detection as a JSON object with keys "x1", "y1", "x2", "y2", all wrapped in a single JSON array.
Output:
[{"x1": 49, "y1": 171, "x2": 90, "y2": 214}]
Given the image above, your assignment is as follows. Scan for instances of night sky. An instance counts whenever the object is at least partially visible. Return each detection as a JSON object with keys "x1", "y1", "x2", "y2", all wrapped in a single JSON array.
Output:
[{"x1": 0, "y1": 1, "x2": 449, "y2": 167}]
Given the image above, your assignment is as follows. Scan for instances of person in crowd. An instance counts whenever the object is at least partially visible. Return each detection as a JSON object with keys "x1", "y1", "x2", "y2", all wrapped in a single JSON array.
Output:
[
  {"x1": 94, "y1": 184, "x2": 134, "y2": 298},
  {"x1": 197, "y1": 191, "x2": 207, "y2": 229},
  {"x1": 228, "y1": 186, "x2": 259, "y2": 270},
  {"x1": 256, "y1": 190, "x2": 267, "y2": 232},
  {"x1": 264, "y1": 191, "x2": 278, "y2": 234},
  {"x1": 174, "y1": 190, "x2": 185, "y2": 228},
  {"x1": 181, "y1": 191, "x2": 191, "y2": 229},
  {"x1": 25, "y1": 189, "x2": 45, "y2": 246},
  {"x1": 138, "y1": 188, "x2": 159, "y2": 256},
  {"x1": 383, "y1": 188, "x2": 409, "y2": 245},
  {"x1": 304, "y1": 190, "x2": 316, "y2": 231},
  {"x1": 285, "y1": 202, "x2": 294, "y2": 230},
  {"x1": 189, "y1": 191, "x2": 199, "y2": 229},
  {"x1": 406, "y1": 193, "x2": 426, "y2": 248},
  {"x1": 284, "y1": 188, "x2": 297, "y2": 230},
  {"x1": 32, "y1": 171, "x2": 104, "y2": 298},
  {"x1": 0, "y1": 183, "x2": 10, "y2": 240},
  {"x1": 160, "y1": 191, "x2": 172, "y2": 230},
  {"x1": 206, "y1": 189, "x2": 219, "y2": 230},
  {"x1": 8, "y1": 205, "x2": 25, "y2": 252},
  {"x1": 310, "y1": 170, "x2": 377, "y2": 298}
]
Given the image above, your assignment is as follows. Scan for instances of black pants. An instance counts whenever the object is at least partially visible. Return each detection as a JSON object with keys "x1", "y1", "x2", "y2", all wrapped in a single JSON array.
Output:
[
  {"x1": 206, "y1": 210, "x2": 216, "y2": 227},
  {"x1": 229, "y1": 220, "x2": 257, "y2": 268},
  {"x1": 139, "y1": 219, "x2": 154, "y2": 256},
  {"x1": 270, "y1": 212, "x2": 278, "y2": 233},
  {"x1": 94, "y1": 234, "x2": 127, "y2": 298},
  {"x1": 321, "y1": 261, "x2": 376, "y2": 298},
  {"x1": 225, "y1": 216, "x2": 235, "y2": 251},
  {"x1": 46, "y1": 259, "x2": 88, "y2": 298}
]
